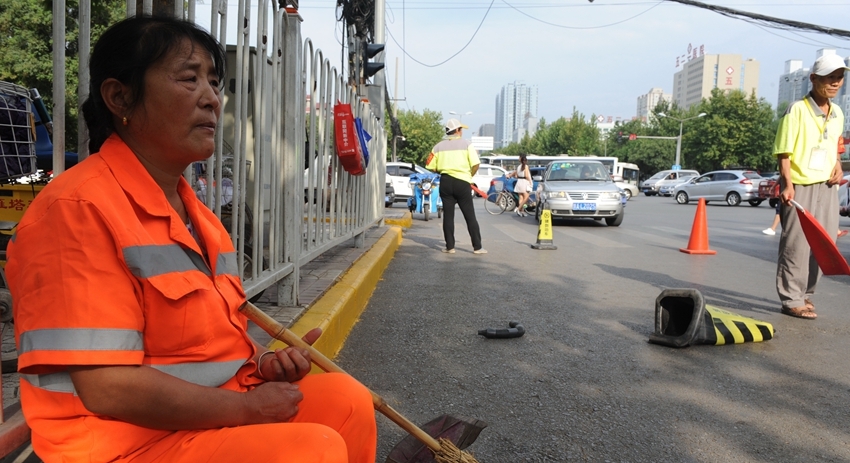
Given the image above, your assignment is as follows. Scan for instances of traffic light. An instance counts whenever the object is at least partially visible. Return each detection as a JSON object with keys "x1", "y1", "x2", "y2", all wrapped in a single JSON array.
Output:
[
  {"x1": 362, "y1": 42, "x2": 385, "y2": 81},
  {"x1": 617, "y1": 131, "x2": 623, "y2": 143}
]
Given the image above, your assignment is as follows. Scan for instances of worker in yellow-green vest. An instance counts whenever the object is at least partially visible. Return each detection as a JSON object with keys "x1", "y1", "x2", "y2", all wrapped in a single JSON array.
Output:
[{"x1": 426, "y1": 119, "x2": 486, "y2": 255}]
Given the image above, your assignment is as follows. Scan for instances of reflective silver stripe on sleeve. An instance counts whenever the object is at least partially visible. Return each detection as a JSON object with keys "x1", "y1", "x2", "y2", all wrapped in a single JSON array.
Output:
[
  {"x1": 216, "y1": 251, "x2": 239, "y2": 277},
  {"x1": 150, "y1": 359, "x2": 246, "y2": 387},
  {"x1": 21, "y1": 359, "x2": 248, "y2": 393},
  {"x1": 18, "y1": 328, "x2": 143, "y2": 355},
  {"x1": 21, "y1": 372, "x2": 76, "y2": 394},
  {"x1": 124, "y1": 244, "x2": 210, "y2": 278}
]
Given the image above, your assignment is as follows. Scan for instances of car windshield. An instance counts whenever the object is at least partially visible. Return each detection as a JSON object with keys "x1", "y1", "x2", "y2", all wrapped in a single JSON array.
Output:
[
  {"x1": 545, "y1": 162, "x2": 609, "y2": 181},
  {"x1": 648, "y1": 172, "x2": 668, "y2": 180},
  {"x1": 743, "y1": 172, "x2": 762, "y2": 179}
]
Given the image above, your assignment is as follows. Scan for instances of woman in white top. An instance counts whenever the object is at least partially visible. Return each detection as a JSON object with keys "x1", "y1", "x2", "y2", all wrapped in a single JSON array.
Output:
[{"x1": 507, "y1": 154, "x2": 533, "y2": 216}]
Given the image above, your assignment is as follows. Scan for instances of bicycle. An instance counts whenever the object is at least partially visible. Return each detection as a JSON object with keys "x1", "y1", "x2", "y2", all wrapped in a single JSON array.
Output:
[{"x1": 484, "y1": 180, "x2": 517, "y2": 215}]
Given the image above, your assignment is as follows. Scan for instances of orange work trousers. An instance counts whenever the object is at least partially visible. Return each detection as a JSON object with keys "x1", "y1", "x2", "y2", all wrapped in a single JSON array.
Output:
[{"x1": 134, "y1": 373, "x2": 377, "y2": 463}]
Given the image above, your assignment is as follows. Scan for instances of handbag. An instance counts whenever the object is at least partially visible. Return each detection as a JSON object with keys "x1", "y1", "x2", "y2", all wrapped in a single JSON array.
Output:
[{"x1": 332, "y1": 101, "x2": 366, "y2": 176}]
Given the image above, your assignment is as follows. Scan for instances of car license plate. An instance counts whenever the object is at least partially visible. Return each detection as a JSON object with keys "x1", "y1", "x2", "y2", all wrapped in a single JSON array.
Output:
[{"x1": 573, "y1": 202, "x2": 596, "y2": 211}]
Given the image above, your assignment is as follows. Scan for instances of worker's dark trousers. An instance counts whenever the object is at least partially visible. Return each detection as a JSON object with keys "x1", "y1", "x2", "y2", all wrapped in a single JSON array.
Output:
[{"x1": 438, "y1": 174, "x2": 482, "y2": 251}]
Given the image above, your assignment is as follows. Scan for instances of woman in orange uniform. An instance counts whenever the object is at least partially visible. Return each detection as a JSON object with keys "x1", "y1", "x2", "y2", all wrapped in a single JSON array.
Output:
[{"x1": 7, "y1": 16, "x2": 376, "y2": 463}]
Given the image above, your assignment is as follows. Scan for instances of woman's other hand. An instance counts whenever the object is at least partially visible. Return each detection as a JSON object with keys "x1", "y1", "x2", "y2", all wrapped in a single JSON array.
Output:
[
  {"x1": 242, "y1": 381, "x2": 304, "y2": 423},
  {"x1": 258, "y1": 328, "x2": 322, "y2": 383}
]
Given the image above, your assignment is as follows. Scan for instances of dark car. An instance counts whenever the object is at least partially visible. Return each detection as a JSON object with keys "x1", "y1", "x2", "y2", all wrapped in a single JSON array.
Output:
[{"x1": 385, "y1": 174, "x2": 395, "y2": 207}]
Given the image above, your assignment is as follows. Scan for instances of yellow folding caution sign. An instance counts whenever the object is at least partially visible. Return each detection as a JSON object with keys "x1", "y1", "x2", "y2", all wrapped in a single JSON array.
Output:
[
  {"x1": 531, "y1": 209, "x2": 557, "y2": 250},
  {"x1": 648, "y1": 288, "x2": 774, "y2": 348}
]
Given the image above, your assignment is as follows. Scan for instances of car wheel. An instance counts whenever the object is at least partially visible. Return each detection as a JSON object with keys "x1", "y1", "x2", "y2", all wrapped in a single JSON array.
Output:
[
  {"x1": 726, "y1": 192, "x2": 741, "y2": 206},
  {"x1": 605, "y1": 214, "x2": 623, "y2": 227},
  {"x1": 644, "y1": 192, "x2": 653, "y2": 196},
  {"x1": 748, "y1": 199, "x2": 763, "y2": 207},
  {"x1": 769, "y1": 198, "x2": 779, "y2": 208},
  {"x1": 675, "y1": 191, "x2": 689, "y2": 204},
  {"x1": 623, "y1": 189, "x2": 632, "y2": 200},
  {"x1": 503, "y1": 194, "x2": 517, "y2": 212}
]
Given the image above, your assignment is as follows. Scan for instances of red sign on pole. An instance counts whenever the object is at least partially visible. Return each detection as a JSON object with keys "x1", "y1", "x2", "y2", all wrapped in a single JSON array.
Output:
[{"x1": 628, "y1": 134, "x2": 637, "y2": 141}]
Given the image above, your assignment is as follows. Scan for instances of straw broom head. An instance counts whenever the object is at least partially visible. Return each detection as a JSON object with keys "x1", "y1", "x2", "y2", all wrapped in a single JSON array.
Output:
[{"x1": 433, "y1": 438, "x2": 481, "y2": 463}]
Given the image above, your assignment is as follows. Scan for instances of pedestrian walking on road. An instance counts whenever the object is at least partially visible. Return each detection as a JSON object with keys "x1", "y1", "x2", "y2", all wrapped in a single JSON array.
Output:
[
  {"x1": 506, "y1": 153, "x2": 533, "y2": 216},
  {"x1": 426, "y1": 118, "x2": 487, "y2": 254},
  {"x1": 762, "y1": 202, "x2": 781, "y2": 235},
  {"x1": 6, "y1": 16, "x2": 376, "y2": 462},
  {"x1": 773, "y1": 54, "x2": 849, "y2": 320}
]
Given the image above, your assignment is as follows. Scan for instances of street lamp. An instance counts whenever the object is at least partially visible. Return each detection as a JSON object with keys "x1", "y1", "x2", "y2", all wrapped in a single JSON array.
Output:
[
  {"x1": 449, "y1": 110, "x2": 472, "y2": 123},
  {"x1": 657, "y1": 112, "x2": 706, "y2": 169},
  {"x1": 392, "y1": 135, "x2": 406, "y2": 163}
]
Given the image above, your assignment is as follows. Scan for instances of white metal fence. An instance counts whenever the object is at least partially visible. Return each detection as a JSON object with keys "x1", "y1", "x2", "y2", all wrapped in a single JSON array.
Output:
[{"x1": 52, "y1": 0, "x2": 387, "y2": 307}]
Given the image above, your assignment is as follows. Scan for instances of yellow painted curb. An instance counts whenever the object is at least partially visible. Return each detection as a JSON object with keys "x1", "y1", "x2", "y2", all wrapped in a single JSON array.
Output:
[
  {"x1": 384, "y1": 211, "x2": 412, "y2": 229},
  {"x1": 269, "y1": 226, "x2": 402, "y2": 362}
]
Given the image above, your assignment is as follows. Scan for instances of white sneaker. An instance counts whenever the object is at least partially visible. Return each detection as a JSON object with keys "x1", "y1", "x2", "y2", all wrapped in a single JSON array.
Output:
[
  {"x1": 473, "y1": 248, "x2": 488, "y2": 254},
  {"x1": 514, "y1": 208, "x2": 521, "y2": 216},
  {"x1": 762, "y1": 228, "x2": 776, "y2": 236},
  {"x1": 442, "y1": 248, "x2": 455, "y2": 254}
]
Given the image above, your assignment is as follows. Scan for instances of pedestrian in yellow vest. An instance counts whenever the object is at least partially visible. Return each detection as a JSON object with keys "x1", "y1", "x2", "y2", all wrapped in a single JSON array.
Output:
[{"x1": 426, "y1": 119, "x2": 487, "y2": 254}]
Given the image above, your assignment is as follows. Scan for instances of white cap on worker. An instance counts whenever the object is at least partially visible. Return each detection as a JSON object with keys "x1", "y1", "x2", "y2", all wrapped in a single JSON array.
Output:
[
  {"x1": 445, "y1": 118, "x2": 468, "y2": 133},
  {"x1": 811, "y1": 54, "x2": 850, "y2": 76}
]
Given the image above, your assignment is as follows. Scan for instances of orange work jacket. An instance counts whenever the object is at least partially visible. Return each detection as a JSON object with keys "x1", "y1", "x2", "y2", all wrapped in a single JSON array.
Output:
[{"x1": 6, "y1": 134, "x2": 261, "y2": 462}]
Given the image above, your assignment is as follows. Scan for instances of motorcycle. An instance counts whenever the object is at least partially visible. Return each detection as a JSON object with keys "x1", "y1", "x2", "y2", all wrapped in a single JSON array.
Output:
[{"x1": 406, "y1": 172, "x2": 443, "y2": 221}]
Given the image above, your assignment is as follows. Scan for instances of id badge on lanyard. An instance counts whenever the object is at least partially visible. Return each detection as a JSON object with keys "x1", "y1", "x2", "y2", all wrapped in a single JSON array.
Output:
[{"x1": 804, "y1": 99, "x2": 831, "y2": 172}]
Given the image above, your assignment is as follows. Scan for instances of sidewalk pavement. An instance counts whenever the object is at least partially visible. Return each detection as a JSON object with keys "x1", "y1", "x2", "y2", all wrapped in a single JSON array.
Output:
[{"x1": 249, "y1": 211, "x2": 409, "y2": 358}]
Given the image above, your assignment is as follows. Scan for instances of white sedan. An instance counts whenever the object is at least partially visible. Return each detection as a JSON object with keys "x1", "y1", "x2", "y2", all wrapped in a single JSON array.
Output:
[
  {"x1": 471, "y1": 164, "x2": 507, "y2": 196},
  {"x1": 386, "y1": 162, "x2": 431, "y2": 203}
]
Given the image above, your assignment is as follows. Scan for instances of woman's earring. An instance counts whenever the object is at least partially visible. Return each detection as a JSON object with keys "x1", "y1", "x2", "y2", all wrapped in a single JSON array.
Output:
[{"x1": 122, "y1": 116, "x2": 128, "y2": 126}]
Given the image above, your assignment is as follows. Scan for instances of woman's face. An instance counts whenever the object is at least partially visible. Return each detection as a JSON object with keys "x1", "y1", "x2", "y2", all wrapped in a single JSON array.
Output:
[{"x1": 128, "y1": 39, "x2": 221, "y2": 171}]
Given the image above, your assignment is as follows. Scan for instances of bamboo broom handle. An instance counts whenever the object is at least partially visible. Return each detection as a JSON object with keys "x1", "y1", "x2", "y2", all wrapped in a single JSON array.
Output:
[{"x1": 239, "y1": 302, "x2": 443, "y2": 452}]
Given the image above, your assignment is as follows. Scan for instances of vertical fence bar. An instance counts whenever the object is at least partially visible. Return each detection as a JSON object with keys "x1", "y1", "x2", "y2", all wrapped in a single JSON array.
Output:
[
  {"x1": 77, "y1": 0, "x2": 91, "y2": 161},
  {"x1": 51, "y1": 0, "x2": 66, "y2": 176}
]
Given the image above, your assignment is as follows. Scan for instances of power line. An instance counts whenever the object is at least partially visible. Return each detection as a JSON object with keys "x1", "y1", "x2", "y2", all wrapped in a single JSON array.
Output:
[
  {"x1": 663, "y1": 0, "x2": 850, "y2": 40},
  {"x1": 500, "y1": 0, "x2": 664, "y2": 29},
  {"x1": 386, "y1": 0, "x2": 497, "y2": 68}
]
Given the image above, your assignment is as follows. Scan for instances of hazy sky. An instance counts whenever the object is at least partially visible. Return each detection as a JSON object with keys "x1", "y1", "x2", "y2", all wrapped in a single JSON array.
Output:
[{"x1": 197, "y1": 0, "x2": 850, "y2": 136}]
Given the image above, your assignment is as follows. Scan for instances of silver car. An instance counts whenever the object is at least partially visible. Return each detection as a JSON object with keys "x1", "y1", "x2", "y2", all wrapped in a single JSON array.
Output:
[
  {"x1": 673, "y1": 170, "x2": 764, "y2": 206},
  {"x1": 535, "y1": 160, "x2": 624, "y2": 226}
]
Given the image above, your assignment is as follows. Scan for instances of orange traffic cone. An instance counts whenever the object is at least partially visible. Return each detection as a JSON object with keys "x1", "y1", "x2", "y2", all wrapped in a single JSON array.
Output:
[{"x1": 680, "y1": 198, "x2": 716, "y2": 255}]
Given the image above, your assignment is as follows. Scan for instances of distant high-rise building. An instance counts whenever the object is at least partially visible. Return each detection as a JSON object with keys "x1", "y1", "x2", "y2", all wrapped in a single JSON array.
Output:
[
  {"x1": 495, "y1": 81, "x2": 538, "y2": 148},
  {"x1": 636, "y1": 88, "x2": 672, "y2": 122},
  {"x1": 777, "y1": 60, "x2": 809, "y2": 109},
  {"x1": 672, "y1": 54, "x2": 759, "y2": 109},
  {"x1": 477, "y1": 123, "x2": 495, "y2": 137},
  {"x1": 778, "y1": 50, "x2": 849, "y2": 138}
]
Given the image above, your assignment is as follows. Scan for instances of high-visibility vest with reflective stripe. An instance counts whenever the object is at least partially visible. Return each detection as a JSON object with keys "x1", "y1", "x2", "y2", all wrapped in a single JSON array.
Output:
[
  {"x1": 7, "y1": 135, "x2": 261, "y2": 462},
  {"x1": 425, "y1": 136, "x2": 479, "y2": 183}
]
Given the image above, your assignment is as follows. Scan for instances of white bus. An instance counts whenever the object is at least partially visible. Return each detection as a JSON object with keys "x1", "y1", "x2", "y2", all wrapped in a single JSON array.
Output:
[
  {"x1": 481, "y1": 155, "x2": 637, "y2": 182},
  {"x1": 616, "y1": 162, "x2": 640, "y2": 186}
]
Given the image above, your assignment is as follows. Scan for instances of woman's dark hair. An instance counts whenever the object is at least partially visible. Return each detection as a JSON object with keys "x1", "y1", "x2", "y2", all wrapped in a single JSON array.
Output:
[
  {"x1": 519, "y1": 154, "x2": 528, "y2": 166},
  {"x1": 82, "y1": 15, "x2": 226, "y2": 153}
]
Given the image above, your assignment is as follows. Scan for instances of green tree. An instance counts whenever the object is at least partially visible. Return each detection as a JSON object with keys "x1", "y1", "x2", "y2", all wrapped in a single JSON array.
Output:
[
  {"x1": 500, "y1": 110, "x2": 601, "y2": 156},
  {"x1": 684, "y1": 89, "x2": 776, "y2": 172},
  {"x1": 607, "y1": 117, "x2": 677, "y2": 178},
  {"x1": 0, "y1": 0, "x2": 125, "y2": 151},
  {"x1": 385, "y1": 108, "x2": 443, "y2": 165}
]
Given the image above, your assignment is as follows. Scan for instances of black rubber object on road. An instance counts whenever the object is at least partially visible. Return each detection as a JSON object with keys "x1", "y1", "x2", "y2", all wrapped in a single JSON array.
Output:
[{"x1": 478, "y1": 321, "x2": 525, "y2": 339}]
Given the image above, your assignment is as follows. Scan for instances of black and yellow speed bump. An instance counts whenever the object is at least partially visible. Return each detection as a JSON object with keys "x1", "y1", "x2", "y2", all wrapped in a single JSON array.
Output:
[{"x1": 648, "y1": 288, "x2": 775, "y2": 348}]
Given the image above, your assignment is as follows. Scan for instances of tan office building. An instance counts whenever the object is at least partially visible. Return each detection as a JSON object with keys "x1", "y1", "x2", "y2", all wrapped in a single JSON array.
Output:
[{"x1": 672, "y1": 54, "x2": 760, "y2": 109}]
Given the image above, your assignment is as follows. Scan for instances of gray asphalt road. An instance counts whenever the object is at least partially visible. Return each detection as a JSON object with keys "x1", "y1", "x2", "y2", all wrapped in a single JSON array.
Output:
[{"x1": 340, "y1": 196, "x2": 850, "y2": 463}]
